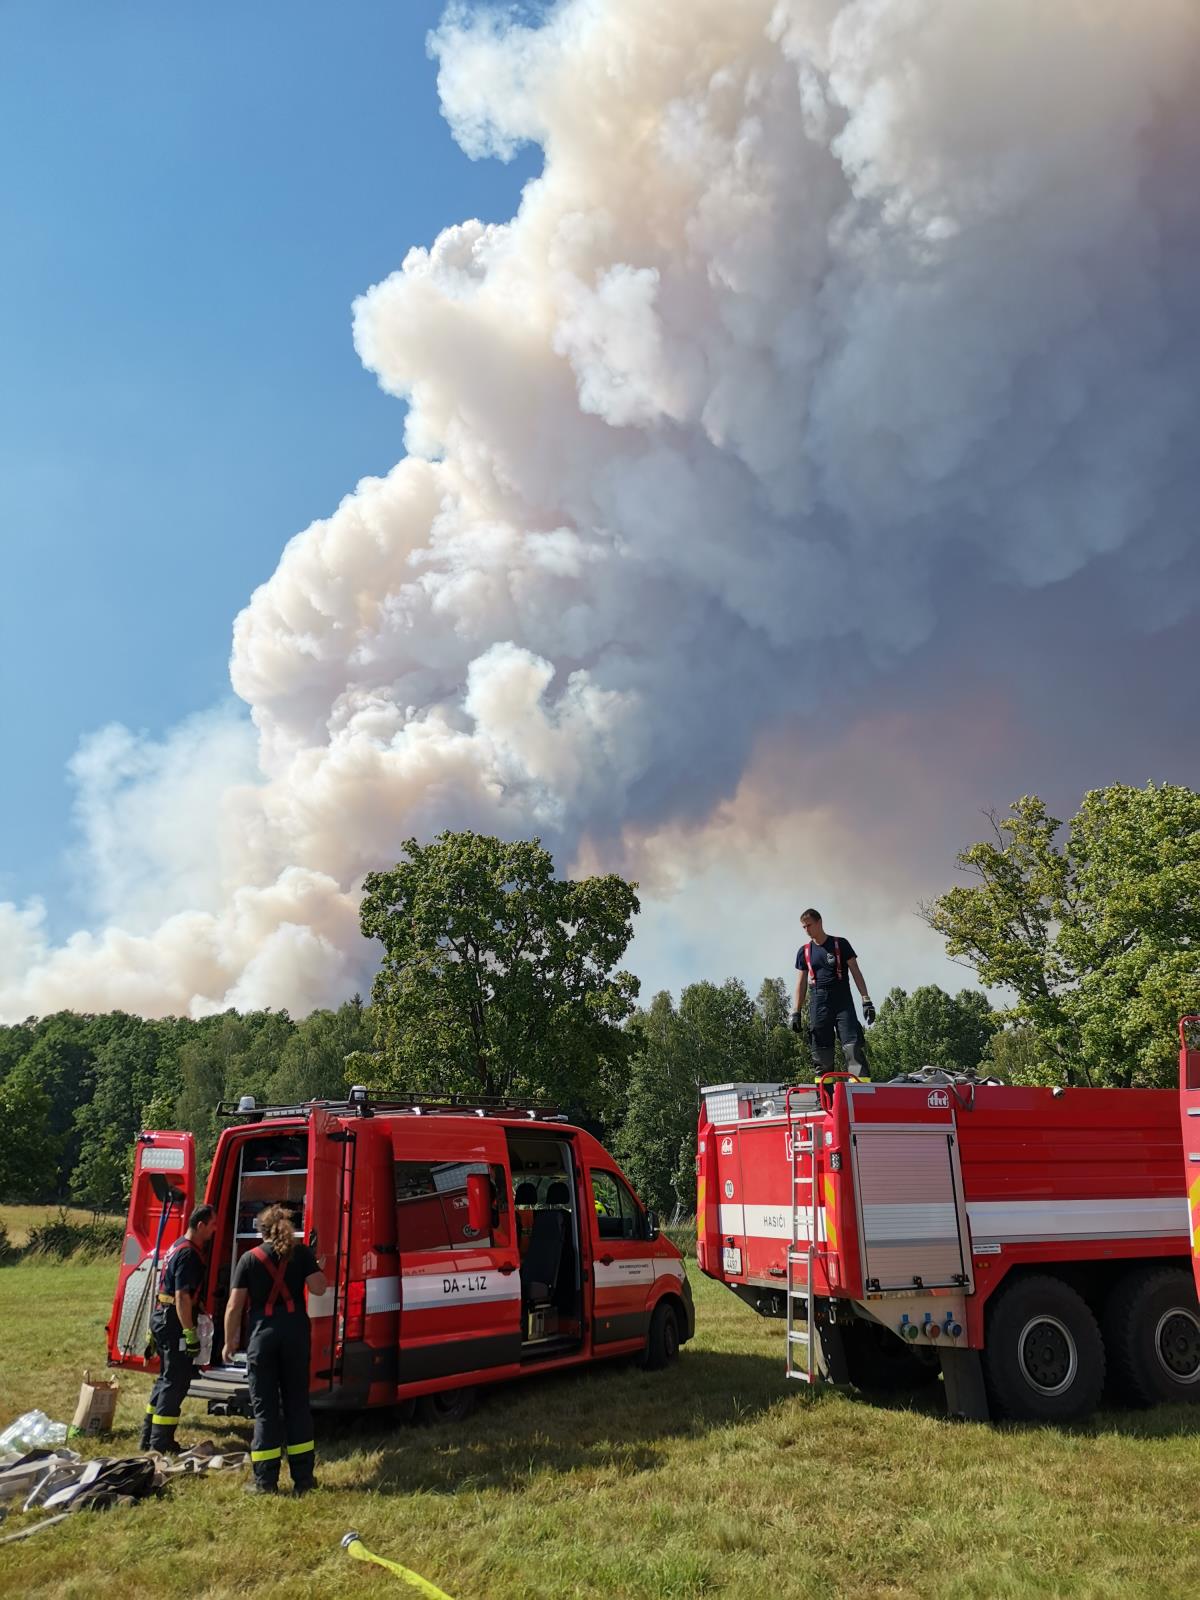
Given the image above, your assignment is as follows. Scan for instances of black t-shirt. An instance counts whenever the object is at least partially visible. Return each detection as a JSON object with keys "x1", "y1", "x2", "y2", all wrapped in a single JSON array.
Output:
[
  {"x1": 159, "y1": 1237, "x2": 205, "y2": 1301},
  {"x1": 796, "y1": 936, "x2": 856, "y2": 1004},
  {"x1": 232, "y1": 1242, "x2": 319, "y2": 1326}
]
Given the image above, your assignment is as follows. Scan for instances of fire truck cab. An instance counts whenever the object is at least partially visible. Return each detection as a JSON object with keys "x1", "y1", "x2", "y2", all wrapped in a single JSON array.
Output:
[
  {"x1": 697, "y1": 1021, "x2": 1200, "y2": 1423},
  {"x1": 108, "y1": 1092, "x2": 693, "y2": 1420}
]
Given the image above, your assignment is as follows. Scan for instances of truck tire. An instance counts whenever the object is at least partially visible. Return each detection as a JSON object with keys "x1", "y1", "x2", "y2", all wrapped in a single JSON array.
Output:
[
  {"x1": 641, "y1": 1301, "x2": 681, "y2": 1370},
  {"x1": 415, "y1": 1386, "x2": 476, "y2": 1425},
  {"x1": 983, "y1": 1274, "x2": 1105, "y2": 1422},
  {"x1": 841, "y1": 1318, "x2": 940, "y2": 1393},
  {"x1": 1103, "y1": 1267, "x2": 1200, "y2": 1407}
]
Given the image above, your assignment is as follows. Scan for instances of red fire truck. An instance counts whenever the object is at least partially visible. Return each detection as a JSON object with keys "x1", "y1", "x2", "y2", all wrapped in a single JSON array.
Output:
[
  {"x1": 108, "y1": 1090, "x2": 693, "y2": 1420},
  {"x1": 696, "y1": 1018, "x2": 1200, "y2": 1422}
]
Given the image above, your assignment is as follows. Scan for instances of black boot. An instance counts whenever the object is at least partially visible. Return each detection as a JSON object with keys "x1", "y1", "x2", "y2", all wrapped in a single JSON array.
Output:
[
  {"x1": 245, "y1": 1466, "x2": 279, "y2": 1495},
  {"x1": 148, "y1": 1423, "x2": 180, "y2": 1455},
  {"x1": 138, "y1": 1408, "x2": 154, "y2": 1451}
]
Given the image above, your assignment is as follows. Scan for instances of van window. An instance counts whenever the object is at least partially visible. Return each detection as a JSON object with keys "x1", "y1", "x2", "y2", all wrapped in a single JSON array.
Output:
[
  {"x1": 394, "y1": 1160, "x2": 508, "y2": 1253},
  {"x1": 590, "y1": 1170, "x2": 644, "y2": 1241}
]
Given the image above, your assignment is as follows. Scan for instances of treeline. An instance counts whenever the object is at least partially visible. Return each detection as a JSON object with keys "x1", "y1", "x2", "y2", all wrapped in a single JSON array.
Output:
[
  {"x1": 0, "y1": 980, "x2": 998, "y2": 1216},
  {"x1": 0, "y1": 1001, "x2": 371, "y2": 1211}
]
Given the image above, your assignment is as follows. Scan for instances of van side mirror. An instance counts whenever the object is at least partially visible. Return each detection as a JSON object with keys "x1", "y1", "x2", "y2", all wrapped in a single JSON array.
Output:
[
  {"x1": 467, "y1": 1172, "x2": 492, "y2": 1237},
  {"x1": 645, "y1": 1209, "x2": 660, "y2": 1241}
]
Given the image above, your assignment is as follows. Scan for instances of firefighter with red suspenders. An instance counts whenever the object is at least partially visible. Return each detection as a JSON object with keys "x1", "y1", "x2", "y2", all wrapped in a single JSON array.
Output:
[
  {"x1": 140, "y1": 1204, "x2": 216, "y2": 1453},
  {"x1": 222, "y1": 1203, "x2": 328, "y2": 1495},
  {"x1": 790, "y1": 907, "x2": 876, "y2": 1076}
]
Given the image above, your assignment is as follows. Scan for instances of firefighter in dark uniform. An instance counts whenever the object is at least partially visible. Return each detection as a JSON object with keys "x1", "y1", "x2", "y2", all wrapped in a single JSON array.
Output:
[
  {"x1": 140, "y1": 1204, "x2": 216, "y2": 1453},
  {"x1": 223, "y1": 1203, "x2": 327, "y2": 1495},
  {"x1": 790, "y1": 907, "x2": 876, "y2": 1076}
]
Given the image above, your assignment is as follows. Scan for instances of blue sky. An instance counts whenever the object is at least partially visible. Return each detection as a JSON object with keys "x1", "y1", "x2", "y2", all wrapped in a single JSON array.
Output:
[{"x1": 0, "y1": 1, "x2": 538, "y2": 929}]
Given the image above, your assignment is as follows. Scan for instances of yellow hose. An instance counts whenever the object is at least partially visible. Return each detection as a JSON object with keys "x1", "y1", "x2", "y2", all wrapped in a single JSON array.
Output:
[{"x1": 342, "y1": 1532, "x2": 457, "y2": 1599}]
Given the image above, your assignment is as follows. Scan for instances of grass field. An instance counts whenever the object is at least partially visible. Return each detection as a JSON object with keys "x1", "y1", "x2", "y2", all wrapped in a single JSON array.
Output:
[
  {"x1": 2, "y1": 1251, "x2": 1199, "y2": 1599},
  {"x1": 0, "y1": 1206, "x2": 121, "y2": 1249}
]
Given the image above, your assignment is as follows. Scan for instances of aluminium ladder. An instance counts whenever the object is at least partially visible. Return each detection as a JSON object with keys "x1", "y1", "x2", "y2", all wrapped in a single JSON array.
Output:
[{"x1": 784, "y1": 1088, "x2": 823, "y2": 1382}]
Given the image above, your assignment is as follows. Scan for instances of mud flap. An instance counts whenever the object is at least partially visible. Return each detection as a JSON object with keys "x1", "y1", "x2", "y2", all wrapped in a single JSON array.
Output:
[
  {"x1": 813, "y1": 1310, "x2": 850, "y2": 1385},
  {"x1": 940, "y1": 1346, "x2": 990, "y2": 1421}
]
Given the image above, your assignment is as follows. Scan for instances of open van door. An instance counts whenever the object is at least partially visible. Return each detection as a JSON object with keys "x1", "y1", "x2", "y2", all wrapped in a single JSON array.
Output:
[
  {"x1": 107, "y1": 1132, "x2": 196, "y2": 1371},
  {"x1": 307, "y1": 1106, "x2": 353, "y2": 1393}
]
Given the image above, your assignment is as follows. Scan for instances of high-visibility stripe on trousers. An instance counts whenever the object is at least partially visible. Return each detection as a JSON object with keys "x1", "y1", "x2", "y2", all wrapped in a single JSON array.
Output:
[
  {"x1": 246, "y1": 1318, "x2": 314, "y2": 1488},
  {"x1": 146, "y1": 1308, "x2": 195, "y2": 1452}
]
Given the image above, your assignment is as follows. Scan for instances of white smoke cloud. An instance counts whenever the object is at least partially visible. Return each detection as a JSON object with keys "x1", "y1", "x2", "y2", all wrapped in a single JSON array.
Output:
[{"x1": 2, "y1": 0, "x2": 1198, "y2": 1020}]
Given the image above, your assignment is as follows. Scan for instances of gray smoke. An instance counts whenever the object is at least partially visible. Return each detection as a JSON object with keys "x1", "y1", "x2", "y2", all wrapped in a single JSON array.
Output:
[{"x1": 3, "y1": 0, "x2": 1198, "y2": 1018}]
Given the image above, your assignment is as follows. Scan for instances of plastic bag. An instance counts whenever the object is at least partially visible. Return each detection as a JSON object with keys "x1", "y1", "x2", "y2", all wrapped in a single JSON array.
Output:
[
  {"x1": 0, "y1": 1412, "x2": 69, "y2": 1454},
  {"x1": 197, "y1": 1313, "x2": 214, "y2": 1366}
]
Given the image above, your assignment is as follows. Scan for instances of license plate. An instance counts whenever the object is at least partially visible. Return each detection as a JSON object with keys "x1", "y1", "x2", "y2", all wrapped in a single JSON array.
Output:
[{"x1": 722, "y1": 1246, "x2": 742, "y2": 1274}]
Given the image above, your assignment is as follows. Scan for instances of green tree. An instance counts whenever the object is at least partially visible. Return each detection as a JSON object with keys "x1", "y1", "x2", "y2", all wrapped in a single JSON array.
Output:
[
  {"x1": 616, "y1": 977, "x2": 808, "y2": 1216},
  {"x1": 982, "y1": 1025, "x2": 1051, "y2": 1084},
  {"x1": 0, "y1": 1076, "x2": 58, "y2": 1201},
  {"x1": 360, "y1": 832, "x2": 640, "y2": 1108},
  {"x1": 866, "y1": 985, "x2": 996, "y2": 1080},
  {"x1": 266, "y1": 998, "x2": 373, "y2": 1104},
  {"x1": 5, "y1": 1012, "x2": 105, "y2": 1195},
  {"x1": 923, "y1": 784, "x2": 1200, "y2": 1086},
  {"x1": 616, "y1": 992, "x2": 697, "y2": 1217}
]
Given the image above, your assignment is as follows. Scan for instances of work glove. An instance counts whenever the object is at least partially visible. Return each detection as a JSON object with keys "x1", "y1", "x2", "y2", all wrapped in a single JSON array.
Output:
[
  {"x1": 862, "y1": 999, "x2": 876, "y2": 1026},
  {"x1": 789, "y1": 1010, "x2": 804, "y2": 1035},
  {"x1": 183, "y1": 1326, "x2": 200, "y2": 1356}
]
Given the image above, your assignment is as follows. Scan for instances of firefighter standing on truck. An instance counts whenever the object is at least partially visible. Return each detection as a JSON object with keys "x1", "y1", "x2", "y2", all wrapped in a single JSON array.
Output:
[
  {"x1": 140, "y1": 1204, "x2": 216, "y2": 1453},
  {"x1": 791, "y1": 907, "x2": 875, "y2": 1076},
  {"x1": 222, "y1": 1203, "x2": 328, "y2": 1495}
]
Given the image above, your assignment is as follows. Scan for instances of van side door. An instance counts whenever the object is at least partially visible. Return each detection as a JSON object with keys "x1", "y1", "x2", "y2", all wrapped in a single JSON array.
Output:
[
  {"x1": 587, "y1": 1166, "x2": 655, "y2": 1350},
  {"x1": 392, "y1": 1126, "x2": 521, "y2": 1390}
]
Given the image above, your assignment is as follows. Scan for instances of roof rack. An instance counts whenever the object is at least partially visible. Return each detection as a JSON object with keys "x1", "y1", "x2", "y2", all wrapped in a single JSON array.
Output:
[{"x1": 216, "y1": 1091, "x2": 569, "y2": 1123}]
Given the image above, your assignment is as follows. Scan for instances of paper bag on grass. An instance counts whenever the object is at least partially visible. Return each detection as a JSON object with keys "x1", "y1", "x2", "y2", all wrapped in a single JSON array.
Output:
[{"x1": 67, "y1": 1370, "x2": 119, "y2": 1438}]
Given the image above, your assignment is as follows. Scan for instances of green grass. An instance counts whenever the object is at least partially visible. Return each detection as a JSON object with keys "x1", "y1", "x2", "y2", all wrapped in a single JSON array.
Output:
[{"x1": 1, "y1": 1257, "x2": 1199, "y2": 1599}]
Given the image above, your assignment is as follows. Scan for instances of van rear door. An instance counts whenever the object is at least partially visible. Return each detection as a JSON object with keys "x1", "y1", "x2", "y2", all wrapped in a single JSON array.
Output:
[
  {"x1": 107, "y1": 1132, "x2": 196, "y2": 1370},
  {"x1": 392, "y1": 1124, "x2": 521, "y2": 1389},
  {"x1": 307, "y1": 1106, "x2": 353, "y2": 1392}
]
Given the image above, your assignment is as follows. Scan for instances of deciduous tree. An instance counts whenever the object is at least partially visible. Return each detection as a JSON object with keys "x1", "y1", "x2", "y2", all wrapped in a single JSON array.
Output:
[
  {"x1": 922, "y1": 785, "x2": 1200, "y2": 1086},
  {"x1": 360, "y1": 832, "x2": 640, "y2": 1109}
]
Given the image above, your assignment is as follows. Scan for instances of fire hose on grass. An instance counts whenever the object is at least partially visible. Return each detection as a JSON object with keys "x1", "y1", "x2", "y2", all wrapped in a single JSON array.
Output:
[{"x1": 342, "y1": 1532, "x2": 457, "y2": 1598}]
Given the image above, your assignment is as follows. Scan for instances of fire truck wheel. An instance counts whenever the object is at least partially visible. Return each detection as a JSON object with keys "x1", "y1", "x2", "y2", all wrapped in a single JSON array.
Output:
[
  {"x1": 1103, "y1": 1267, "x2": 1200, "y2": 1407},
  {"x1": 983, "y1": 1275, "x2": 1105, "y2": 1422},
  {"x1": 642, "y1": 1302, "x2": 681, "y2": 1370},
  {"x1": 415, "y1": 1386, "x2": 477, "y2": 1425}
]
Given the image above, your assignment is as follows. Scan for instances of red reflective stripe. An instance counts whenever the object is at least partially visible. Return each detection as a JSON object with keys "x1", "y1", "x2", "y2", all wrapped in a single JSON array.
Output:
[
  {"x1": 805, "y1": 939, "x2": 844, "y2": 983},
  {"x1": 251, "y1": 1246, "x2": 295, "y2": 1316},
  {"x1": 157, "y1": 1237, "x2": 189, "y2": 1296}
]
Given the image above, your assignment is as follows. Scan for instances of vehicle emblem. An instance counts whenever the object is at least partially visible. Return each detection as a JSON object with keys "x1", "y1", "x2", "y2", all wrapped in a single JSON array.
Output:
[
  {"x1": 720, "y1": 1137, "x2": 733, "y2": 1156},
  {"x1": 927, "y1": 1089, "x2": 950, "y2": 1109},
  {"x1": 724, "y1": 1179, "x2": 735, "y2": 1199}
]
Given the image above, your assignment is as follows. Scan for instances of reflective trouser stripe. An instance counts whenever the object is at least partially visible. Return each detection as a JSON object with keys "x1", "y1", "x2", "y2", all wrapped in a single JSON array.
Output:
[
  {"x1": 251, "y1": 1447, "x2": 282, "y2": 1462},
  {"x1": 144, "y1": 1404, "x2": 153, "y2": 1414},
  {"x1": 286, "y1": 1440, "x2": 314, "y2": 1455},
  {"x1": 151, "y1": 1414, "x2": 181, "y2": 1425}
]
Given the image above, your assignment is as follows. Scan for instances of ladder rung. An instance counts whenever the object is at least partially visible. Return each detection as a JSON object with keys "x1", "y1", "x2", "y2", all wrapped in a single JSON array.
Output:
[{"x1": 787, "y1": 1330, "x2": 810, "y2": 1343}]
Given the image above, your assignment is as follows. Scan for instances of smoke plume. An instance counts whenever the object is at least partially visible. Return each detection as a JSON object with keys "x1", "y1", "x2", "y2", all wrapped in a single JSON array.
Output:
[{"x1": 3, "y1": 0, "x2": 1199, "y2": 1019}]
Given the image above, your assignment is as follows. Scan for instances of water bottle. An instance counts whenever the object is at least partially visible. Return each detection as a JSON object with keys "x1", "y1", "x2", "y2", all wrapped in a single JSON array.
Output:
[{"x1": 0, "y1": 1410, "x2": 50, "y2": 1452}]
